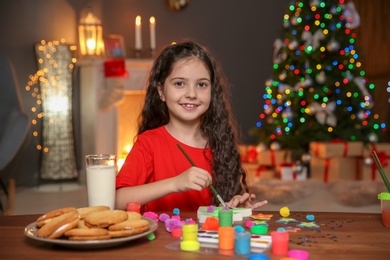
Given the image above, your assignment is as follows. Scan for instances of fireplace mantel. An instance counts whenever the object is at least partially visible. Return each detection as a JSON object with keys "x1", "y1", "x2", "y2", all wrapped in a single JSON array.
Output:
[{"x1": 77, "y1": 58, "x2": 153, "y2": 169}]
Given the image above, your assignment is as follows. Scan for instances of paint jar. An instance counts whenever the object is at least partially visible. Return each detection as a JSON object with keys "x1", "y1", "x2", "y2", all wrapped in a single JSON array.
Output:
[
  {"x1": 126, "y1": 202, "x2": 141, "y2": 213},
  {"x1": 248, "y1": 253, "x2": 269, "y2": 260},
  {"x1": 180, "y1": 224, "x2": 200, "y2": 251},
  {"x1": 234, "y1": 231, "x2": 251, "y2": 255},
  {"x1": 218, "y1": 226, "x2": 235, "y2": 250},
  {"x1": 288, "y1": 249, "x2": 309, "y2": 260},
  {"x1": 218, "y1": 208, "x2": 233, "y2": 227},
  {"x1": 181, "y1": 224, "x2": 198, "y2": 241},
  {"x1": 271, "y1": 231, "x2": 289, "y2": 256},
  {"x1": 378, "y1": 192, "x2": 390, "y2": 227}
]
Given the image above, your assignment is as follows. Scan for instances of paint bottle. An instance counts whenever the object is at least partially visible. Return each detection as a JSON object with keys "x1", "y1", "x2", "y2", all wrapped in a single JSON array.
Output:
[
  {"x1": 180, "y1": 224, "x2": 200, "y2": 251},
  {"x1": 218, "y1": 226, "x2": 234, "y2": 250},
  {"x1": 218, "y1": 208, "x2": 233, "y2": 227},
  {"x1": 234, "y1": 231, "x2": 251, "y2": 255},
  {"x1": 271, "y1": 231, "x2": 289, "y2": 256},
  {"x1": 126, "y1": 202, "x2": 141, "y2": 213}
]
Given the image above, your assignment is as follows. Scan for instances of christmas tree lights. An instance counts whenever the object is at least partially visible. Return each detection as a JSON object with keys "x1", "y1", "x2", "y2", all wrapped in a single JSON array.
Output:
[{"x1": 250, "y1": 0, "x2": 386, "y2": 158}]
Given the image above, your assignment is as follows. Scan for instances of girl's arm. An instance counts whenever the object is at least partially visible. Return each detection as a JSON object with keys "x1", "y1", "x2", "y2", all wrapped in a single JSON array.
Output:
[
  {"x1": 115, "y1": 166, "x2": 212, "y2": 210},
  {"x1": 115, "y1": 177, "x2": 177, "y2": 210}
]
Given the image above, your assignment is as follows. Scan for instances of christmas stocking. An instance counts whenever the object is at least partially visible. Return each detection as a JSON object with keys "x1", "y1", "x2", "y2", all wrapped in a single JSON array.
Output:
[{"x1": 99, "y1": 59, "x2": 128, "y2": 111}]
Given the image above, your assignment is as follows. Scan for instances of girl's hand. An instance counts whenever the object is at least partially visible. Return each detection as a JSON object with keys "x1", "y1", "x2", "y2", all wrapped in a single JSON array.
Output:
[
  {"x1": 225, "y1": 193, "x2": 268, "y2": 210},
  {"x1": 173, "y1": 166, "x2": 212, "y2": 192}
]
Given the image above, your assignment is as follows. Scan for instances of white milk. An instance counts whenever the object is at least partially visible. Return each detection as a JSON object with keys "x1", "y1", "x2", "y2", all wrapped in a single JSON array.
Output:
[{"x1": 86, "y1": 165, "x2": 116, "y2": 209}]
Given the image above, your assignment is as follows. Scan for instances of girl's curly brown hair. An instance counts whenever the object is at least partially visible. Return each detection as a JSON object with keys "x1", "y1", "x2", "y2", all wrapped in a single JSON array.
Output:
[{"x1": 137, "y1": 41, "x2": 249, "y2": 205}]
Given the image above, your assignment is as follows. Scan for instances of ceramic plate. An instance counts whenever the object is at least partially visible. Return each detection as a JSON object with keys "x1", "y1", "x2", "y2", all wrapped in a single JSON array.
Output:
[{"x1": 24, "y1": 217, "x2": 158, "y2": 249}]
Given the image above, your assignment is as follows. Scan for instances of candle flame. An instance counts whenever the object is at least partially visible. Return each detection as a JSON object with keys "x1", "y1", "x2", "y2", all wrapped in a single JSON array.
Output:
[
  {"x1": 150, "y1": 16, "x2": 155, "y2": 24},
  {"x1": 136, "y1": 15, "x2": 141, "y2": 26}
]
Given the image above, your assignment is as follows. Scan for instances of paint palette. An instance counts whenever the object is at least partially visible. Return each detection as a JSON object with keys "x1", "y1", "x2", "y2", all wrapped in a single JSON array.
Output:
[
  {"x1": 197, "y1": 230, "x2": 272, "y2": 249},
  {"x1": 197, "y1": 206, "x2": 252, "y2": 223}
]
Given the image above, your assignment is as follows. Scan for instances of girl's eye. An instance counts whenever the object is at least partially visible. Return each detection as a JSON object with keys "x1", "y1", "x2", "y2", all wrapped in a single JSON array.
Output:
[
  {"x1": 198, "y1": 82, "x2": 208, "y2": 88},
  {"x1": 174, "y1": 81, "x2": 185, "y2": 87}
]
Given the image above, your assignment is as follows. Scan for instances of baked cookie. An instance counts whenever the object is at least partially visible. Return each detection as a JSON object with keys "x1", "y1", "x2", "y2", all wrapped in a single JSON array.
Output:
[
  {"x1": 84, "y1": 210, "x2": 128, "y2": 228},
  {"x1": 77, "y1": 206, "x2": 110, "y2": 219},
  {"x1": 127, "y1": 211, "x2": 142, "y2": 221},
  {"x1": 69, "y1": 234, "x2": 112, "y2": 241},
  {"x1": 36, "y1": 207, "x2": 77, "y2": 228},
  {"x1": 37, "y1": 210, "x2": 79, "y2": 239},
  {"x1": 64, "y1": 227, "x2": 110, "y2": 241},
  {"x1": 108, "y1": 219, "x2": 150, "y2": 238}
]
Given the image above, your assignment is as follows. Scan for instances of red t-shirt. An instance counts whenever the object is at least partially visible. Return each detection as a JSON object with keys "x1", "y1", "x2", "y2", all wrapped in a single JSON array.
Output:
[{"x1": 116, "y1": 126, "x2": 212, "y2": 211}]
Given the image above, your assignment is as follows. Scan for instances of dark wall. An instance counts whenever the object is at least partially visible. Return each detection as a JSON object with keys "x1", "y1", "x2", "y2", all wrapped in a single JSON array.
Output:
[{"x1": 0, "y1": 0, "x2": 289, "y2": 186}]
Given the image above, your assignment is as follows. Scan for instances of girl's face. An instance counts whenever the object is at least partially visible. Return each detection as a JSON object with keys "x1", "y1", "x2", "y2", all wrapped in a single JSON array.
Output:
[{"x1": 158, "y1": 58, "x2": 211, "y2": 125}]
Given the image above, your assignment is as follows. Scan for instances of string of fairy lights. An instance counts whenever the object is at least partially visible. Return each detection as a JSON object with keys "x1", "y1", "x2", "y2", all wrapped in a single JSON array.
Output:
[
  {"x1": 256, "y1": 0, "x2": 386, "y2": 144},
  {"x1": 24, "y1": 39, "x2": 77, "y2": 152}
]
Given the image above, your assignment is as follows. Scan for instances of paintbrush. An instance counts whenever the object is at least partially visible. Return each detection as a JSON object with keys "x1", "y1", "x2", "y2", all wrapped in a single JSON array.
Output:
[
  {"x1": 177, "y1": 143, "x2": 227, "y2": 207},
  {"x1": 372, "y1": 151, "x2": 390, "y2": 192}
]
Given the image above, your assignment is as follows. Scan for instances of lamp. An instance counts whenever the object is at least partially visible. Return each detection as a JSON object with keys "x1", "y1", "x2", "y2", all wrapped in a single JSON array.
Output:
[{"x1": 78, "y1": 9, "x2": 104, "y2": 57}]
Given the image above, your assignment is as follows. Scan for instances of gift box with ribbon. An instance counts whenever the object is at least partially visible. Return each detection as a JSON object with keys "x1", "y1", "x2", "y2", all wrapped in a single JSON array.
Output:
[
  {"x1": 257, "y1": 149, "x2": 291, "y2": 167},
  {"x1": 309, "y1": 140, "x2": 363, "y2": 183},
  {"x1": 277, "y1": 163, "x2": 308, "y2": 181},
  {"x1": 361, "y1": 143, "x2": 390, "y2": 181},
  {"x1": 238, "y1": 145, "x2": 258, "y2": 163},
  {"x1": 309, "y1": 140, "x2": 363, "y2": 159},
  {"x1": 242, "y1": 163, "x2": 275, "y2": 181},
  {"x1": 310, "y1": 156, "x2": 359, "y2": 183}
]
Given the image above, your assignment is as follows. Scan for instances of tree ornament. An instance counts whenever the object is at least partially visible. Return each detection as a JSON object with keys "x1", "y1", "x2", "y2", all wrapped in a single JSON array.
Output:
[
  {"x1": 265, "y1": 79, "x2": 273, "y2": 87},
  {"x1": 326, "y1": 39, "x2": 340, "y2": 52},
  {"x1": 288, "y1": 40, "x2": 299, "y2": 50},
  {"x1": 315, "y1": 71, "x2": 326, "y2": 84},
  {"x1": 270, "y1": 141, "x2": 281, "y2": 151},
  {"x1": 357, "y1": 110, "x2": 365, "y2": 120},
  {"x1": 282, "y1": 109, "x2": 293, "y2": 120},
  {"x1": 310, "y1": 0, "x2": 320, "y2": 7},
  {"x1": 330, "y1": 6, "x2": 338, "y2": 15},
  {"x1": 343, "y1": 1, "x2": 360, "y2": 29},
  {"x1": 301, "y1": 153, "x2": 311, "y2": 164},
  {"x1": 256, "y1": 143, "x2": 268, "y2": 153},
  {"x1": 294, "y1": 162, "x2": 303, "y2": 173},
  {"x1": 345, "y1": 70, "x2": 353, "y2": 81},
  {"x1": 302, "y1": 76, "x2": 313, "y2": 87},
  {"x1": 291, "y1": 16, "x2": 298, "y2": 26},
  {"x1": 264, "y1": 106, "x2": 273, "y2": 115},
  {"x1": 368, "y1": 133, "x2": 378, "y2": 143},
  {"x1": 302, "y1": 29, "x2": 325, "y2": 51},
  {"x1": 308, "y1": 102, "x2": 337, "y2": 127},
  {"x1": 364, "y1": 156, "x2": 373, "y2": 166},
  {"x1": 279, "y1": 71, "x2": 287, "y2": 81},
  {"x1": 273, "y1": 39, "x2": 287, "y2": 64}
]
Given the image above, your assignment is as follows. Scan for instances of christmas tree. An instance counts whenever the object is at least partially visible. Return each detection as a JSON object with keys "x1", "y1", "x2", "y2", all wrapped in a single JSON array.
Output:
[{"x1": 250, "y1": 0, "x2": 387, "y2": 158}]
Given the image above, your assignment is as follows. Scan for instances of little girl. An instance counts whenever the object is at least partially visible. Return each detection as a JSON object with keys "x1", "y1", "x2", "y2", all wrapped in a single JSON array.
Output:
[{"x1": 115, "y1": 41, "x2": 267, "y2": 211}]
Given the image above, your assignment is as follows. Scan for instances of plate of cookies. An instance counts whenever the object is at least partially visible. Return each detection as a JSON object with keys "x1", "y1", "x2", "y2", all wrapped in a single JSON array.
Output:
[{"x1": 24, "y1": 206, "x2": 158, "y2": 249}]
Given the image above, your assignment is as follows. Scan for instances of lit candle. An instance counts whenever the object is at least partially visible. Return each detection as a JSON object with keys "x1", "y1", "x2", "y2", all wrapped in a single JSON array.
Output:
[
  {"x1": 149, "y1": 16, "x2": 156, "y2": 50},
  {"x1": 135, "y1": 15, "x2": 142, "y2": 50}
]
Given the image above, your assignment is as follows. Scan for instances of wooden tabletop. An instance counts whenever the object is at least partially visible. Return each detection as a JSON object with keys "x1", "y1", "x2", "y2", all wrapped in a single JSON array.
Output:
[{"x1": 0, "y1": 211, "x2": 389, "y2": 259}]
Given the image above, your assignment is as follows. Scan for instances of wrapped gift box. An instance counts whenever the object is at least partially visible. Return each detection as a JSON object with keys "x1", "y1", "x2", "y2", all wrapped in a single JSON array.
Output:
[
  {"x1": 310, "y1": 156, "x2": 360, "y2": 183},
  {"x1": 277, "y1": 163, "x2": 308, "y2": 181},
  {"x1": 257, "y1": 149, "x2": 291, "y2": 166},
  {"x1": 242, "y1": 163, "x2": 275, "y2": 181},
  {"x1": 238, "y1": 145, "x2": 258, "y2": 163},
  {"x1": 309, "y1": 141, "x2": 363, "y2": 159},
  {"x1": 360, "y1": 143, "x2": 390, "y2": 181}
]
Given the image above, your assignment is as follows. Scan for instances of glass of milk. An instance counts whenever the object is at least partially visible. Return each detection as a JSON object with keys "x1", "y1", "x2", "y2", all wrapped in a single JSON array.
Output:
[{"x1": 85, "y1": 154, "x2": 117, "y2": 209}]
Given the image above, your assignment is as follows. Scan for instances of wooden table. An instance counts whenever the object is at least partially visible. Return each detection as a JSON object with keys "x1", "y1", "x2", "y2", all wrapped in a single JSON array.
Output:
[{"x1": 0, "y1": 211, "x2": 389, "y2": 259}]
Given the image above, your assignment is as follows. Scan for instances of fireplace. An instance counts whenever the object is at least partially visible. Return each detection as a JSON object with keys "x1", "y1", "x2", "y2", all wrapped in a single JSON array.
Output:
[{"x1": 78, "y1": 58, "x2": 153, "y2": 170}]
